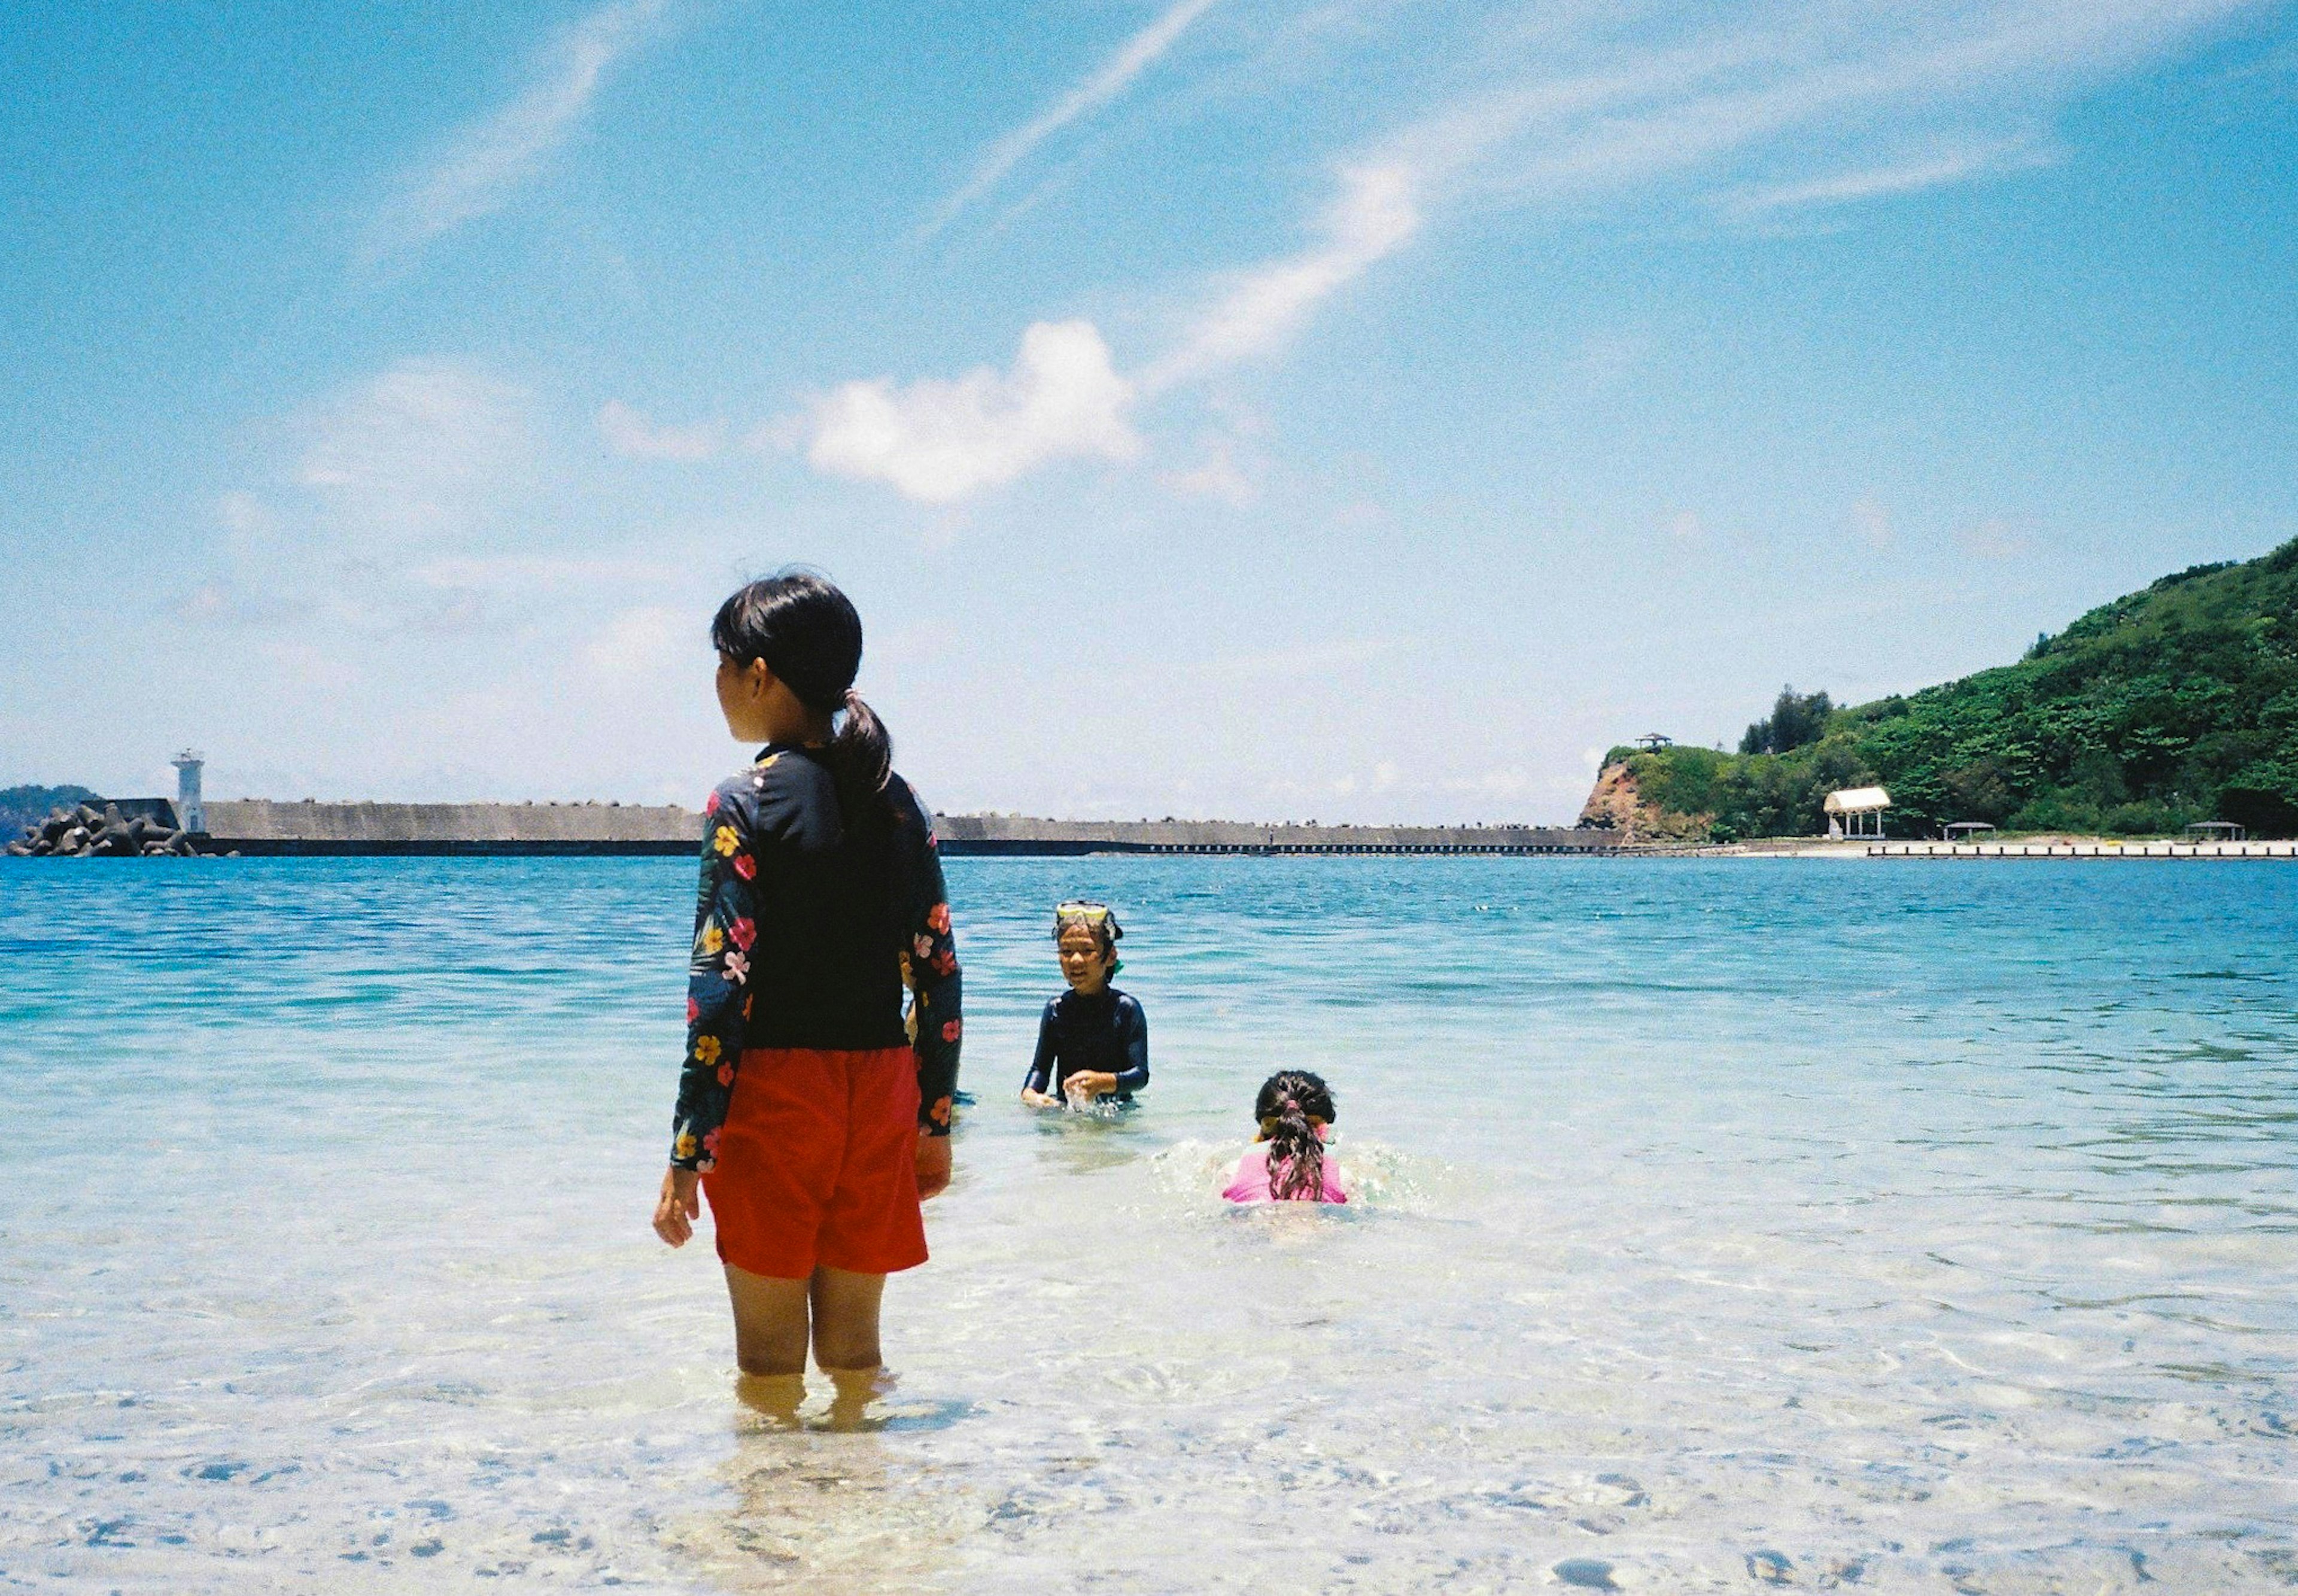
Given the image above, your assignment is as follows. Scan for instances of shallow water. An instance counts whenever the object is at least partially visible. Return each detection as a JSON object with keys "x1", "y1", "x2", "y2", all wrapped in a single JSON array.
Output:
[{"x1": 2, "y1": 855, "x2": 2295, "y2": 1592}]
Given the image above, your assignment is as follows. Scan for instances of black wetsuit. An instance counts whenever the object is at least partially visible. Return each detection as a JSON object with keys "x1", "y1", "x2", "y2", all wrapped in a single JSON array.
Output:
[
  {"x1": 670, "y1": 744, "x2": 962, "y2": 1171},
  {"x1": 1022, "y1": 986, "x2": 1148, "y2": 1101}
]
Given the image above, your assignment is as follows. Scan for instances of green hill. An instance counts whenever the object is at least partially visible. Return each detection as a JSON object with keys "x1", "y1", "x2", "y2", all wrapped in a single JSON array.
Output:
[{"x1": 1594, "y1": 536, "x2": 2298, "y2": 841}]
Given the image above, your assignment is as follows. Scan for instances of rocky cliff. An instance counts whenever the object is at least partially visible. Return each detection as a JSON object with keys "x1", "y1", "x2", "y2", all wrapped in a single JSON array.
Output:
[{"x1": 1577, "y1": 761, "x2": 1713, "y2": 844}]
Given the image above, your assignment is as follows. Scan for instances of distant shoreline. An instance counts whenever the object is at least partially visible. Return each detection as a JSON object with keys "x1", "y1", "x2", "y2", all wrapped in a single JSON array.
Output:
[
  {"x1": 1630, "y1": 835, "x2": 2298, "y2": 861},
  {"x1": 169, "y1": 801, "x2": 1625, "y2": 857},
  {"x1": 12, "y1": 797, "x2": 2291, "y2": 860}
]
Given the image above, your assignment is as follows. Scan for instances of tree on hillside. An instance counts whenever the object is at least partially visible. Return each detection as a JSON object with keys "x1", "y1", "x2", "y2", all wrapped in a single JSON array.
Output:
[
  {"x1": 1614, "y1": 535, "x2": 2298, "y2": 841},
  {"x1": 1738, "y1": 686, "x2": 1834, "y2": 756}
]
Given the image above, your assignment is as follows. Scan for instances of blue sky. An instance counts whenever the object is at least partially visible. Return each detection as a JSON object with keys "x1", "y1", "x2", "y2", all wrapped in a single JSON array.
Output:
[{"x1": 4, "y1": 0, "x2": 2294, "y2": 822}]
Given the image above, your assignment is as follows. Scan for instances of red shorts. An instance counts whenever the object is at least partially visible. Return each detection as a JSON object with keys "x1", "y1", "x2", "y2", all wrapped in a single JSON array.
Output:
[{"x1": 702, "y1": 1045, "x2": 927, "y2": 1279}]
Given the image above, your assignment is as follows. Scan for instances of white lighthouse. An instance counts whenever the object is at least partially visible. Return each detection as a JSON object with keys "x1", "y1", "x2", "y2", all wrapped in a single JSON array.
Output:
[{"x1": 171, "y1": 750, "x2": 206, "y2": 834}]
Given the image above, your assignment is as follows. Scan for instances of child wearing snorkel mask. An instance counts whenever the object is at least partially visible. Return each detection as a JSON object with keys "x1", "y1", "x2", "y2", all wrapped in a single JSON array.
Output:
[{"x1": 1020, "y1": 901, "x2": 1149, "y2": 1109}]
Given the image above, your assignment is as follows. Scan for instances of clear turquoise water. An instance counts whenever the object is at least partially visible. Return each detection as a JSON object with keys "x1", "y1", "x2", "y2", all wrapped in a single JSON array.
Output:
[{"x1": 3, "y1": 856, "x2": 2295, "y2": 1592}]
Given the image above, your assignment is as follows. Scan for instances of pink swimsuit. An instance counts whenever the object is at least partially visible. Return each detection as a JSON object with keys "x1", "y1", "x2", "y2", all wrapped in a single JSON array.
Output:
[{"x1": 1221, "y1": 1144, "x2": 1348, "y2": 1204}]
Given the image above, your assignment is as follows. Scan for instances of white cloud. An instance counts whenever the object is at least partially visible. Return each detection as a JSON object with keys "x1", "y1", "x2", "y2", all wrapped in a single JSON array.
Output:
[
  {"x1": 1667, "y1": 511, "x2": 1704, "y2": 542},
  {"x1": 1141, "y1": 162, "x2": 1422, "y2": 391},
  {"x1": 597, "y1": 399, "x2": 725, "y2": 461},
  {"x1": 298, "y1": 360, "x2": 533, "y2": 546},
  {"x1": 1169, "y1": 1, "x2": 2259, "y2": 378},
  {"x1": 1164, "y1": 433, "x2": 1259, "y2": 505},
  {"x1": 177, "y1": 360, "x2": 548, "y2": 637},
  {"x1": 801, "y1": 320, "x2": 1140, "y2": 504},
  {"x1": 1721, "y1": 136, "x2": 2058, "y2": 218},
  {"x1": 801, "y1": 0, "x2": 2261, "y2": 502},
  {"x1": 923, "y1": 0, "x2": 1220, "y2": 237},
  {"x1": 363, "y1": 0, "x2": 670, "y2": 262},
  {"x1": 585, "y1": 604, "x2": 687, "y2": 677},
  {"x1": 1421, "y1": 0, "x2": 2255, "y2": 215}
]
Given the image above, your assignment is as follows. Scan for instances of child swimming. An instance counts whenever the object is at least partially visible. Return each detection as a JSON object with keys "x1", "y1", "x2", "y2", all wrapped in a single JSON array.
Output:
[
  {"x1": 1019, "y1": 900, "x2": 1148, "y2": 1109},
  {"x1": 652, "y1": 570, "x2": 962, "y2": 1393},
  {"x1": 1222, "y1": 1071, "x2": 1347, "y2": 1203}
]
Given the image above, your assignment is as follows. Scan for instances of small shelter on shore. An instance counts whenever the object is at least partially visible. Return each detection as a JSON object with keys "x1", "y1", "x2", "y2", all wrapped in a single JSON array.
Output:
[
  {"x1": 1944, "y1": 821, "x2": 1998, "y2": 844},
  {"x1": 1634, "y1": 732, "x2": 1673, "y2": 752},
  {"x1": 2185, "y1": 820, "x2": 2247, "y2": 843},
  {"x1": 1823, "y1": 785, "x2": 1891, "y2": 840}
]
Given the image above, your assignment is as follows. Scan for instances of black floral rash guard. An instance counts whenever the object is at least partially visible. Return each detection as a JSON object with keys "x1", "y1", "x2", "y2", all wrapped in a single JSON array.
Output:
[{"x1": 670, "y1": 746, "x2": 962, "y2": 1172}]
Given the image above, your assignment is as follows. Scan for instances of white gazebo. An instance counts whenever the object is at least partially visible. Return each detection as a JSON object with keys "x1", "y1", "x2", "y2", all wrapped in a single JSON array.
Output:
[{"x1": 1823, "y1": 785, "x2": 1891, "y2": 840}]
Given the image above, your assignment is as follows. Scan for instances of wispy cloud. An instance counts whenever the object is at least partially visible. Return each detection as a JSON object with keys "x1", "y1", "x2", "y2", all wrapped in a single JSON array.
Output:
[
  {"x1": 597, "y1": 399, "x2": 725, "y2": 461},
  {"x1": 1273, "y1": 0, "x2": 2255, "y2": 262},
  {"x1": 1139, "y1": 162, "x2": 1421, "y2": 391},
  {"x1": 1166, "y1": 0, "x2": 2260, "y2": 370},
  {"x1": 804, "y1": 0, "x2": 2266, "y2": 502},
  {"x1": 921, "y1": 0, "x2": 1220, "y2": 238},
  {"x1": 298, "y1": 360, "x2": 535, "y2": 546},
  {"x1": 1164, "y1": 433, "x2": 1260, "y2": 505},
  {"x1": 1721, "y1": 136, "x2": 2059, "y2": 218},
  {"x1": 363, "y1": 0, "x2": 671, "y2": 263},
  {"x1": 801, "y1": 320, "x2": 1140, "y2": 503},
  {"x1": 585, "y1": 603, "x2": 688, "y2": 678},
  {"x1": 180, "y1": 360, "x2": 539, "y2": 636}
]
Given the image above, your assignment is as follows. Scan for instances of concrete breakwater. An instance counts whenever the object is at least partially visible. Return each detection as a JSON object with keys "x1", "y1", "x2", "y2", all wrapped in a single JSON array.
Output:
[
  {"x1": 199, "y1": 800, "x2": 700, "y2": 855},
  {"x1": 931, "y1": 814, "x2": 1611, "y2": 856},
  {"x1": 162, "y1": 801, "x2": 1622, "y2": 857}
]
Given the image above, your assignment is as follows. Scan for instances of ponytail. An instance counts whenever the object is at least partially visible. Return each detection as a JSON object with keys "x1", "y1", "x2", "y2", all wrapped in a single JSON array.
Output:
[
  {"x1": 711, "y1": 570, "x2": 895, "y2": 827},
  {"x1": 1266, "y1": 1098, "x2": 1324, "y2": 1201},
  {"x1": 1253, "y1": 1069, "x2": 1336, "y2": 1202},
  {"x1": 829, "y1": 686, "x2": 893, "y2": 828}
]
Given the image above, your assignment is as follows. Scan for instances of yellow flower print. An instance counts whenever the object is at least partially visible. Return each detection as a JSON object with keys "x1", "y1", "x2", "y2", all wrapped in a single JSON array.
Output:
[
  {"x1": 713, "y1": 825, "x2": 739, "y2": 856},
  {"x1": 693, "y1": 1035, "x2": 722, "y2": 1066},
  {"x1": 698, "y1": 923, "x2": 725, "y2": 956},
  {"x1": 674, "y1": 1132, "x2": 698, "y2": 1161}
]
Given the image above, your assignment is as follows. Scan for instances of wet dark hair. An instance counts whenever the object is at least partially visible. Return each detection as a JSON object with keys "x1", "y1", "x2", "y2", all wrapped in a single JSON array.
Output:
[
  {"x1": 1253, "y1": 1069, "x2": 1336, "y2": 1202},
  {"x1": 711, "y1": 571, "x2": 891, "y2": 825}
]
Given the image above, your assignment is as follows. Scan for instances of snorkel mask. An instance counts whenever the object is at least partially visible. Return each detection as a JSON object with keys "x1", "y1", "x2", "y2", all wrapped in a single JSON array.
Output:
[{"x1": 1053, "y1": 899, "x2": 1123, "y2": 975}]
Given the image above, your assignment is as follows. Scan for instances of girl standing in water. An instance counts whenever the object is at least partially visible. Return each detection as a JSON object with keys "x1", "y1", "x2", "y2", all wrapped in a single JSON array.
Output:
[{"x1": 652, "y1": 572, "x2": 962, "y2": 1400}]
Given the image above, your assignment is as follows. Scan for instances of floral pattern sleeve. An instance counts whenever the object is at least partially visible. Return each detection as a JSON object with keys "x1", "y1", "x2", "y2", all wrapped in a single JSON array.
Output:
[
  {"x1": 893, "y1": 779, "x2": 962, "y2": 1137},
  {"x1": 670, "y1": 778, "x2": 762, "y2": 1172}
]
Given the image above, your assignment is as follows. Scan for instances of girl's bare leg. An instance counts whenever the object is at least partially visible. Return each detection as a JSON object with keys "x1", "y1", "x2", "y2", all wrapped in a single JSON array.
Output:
[
  {"x1": 807, "y1": 1266, "x2": 886, "y2": 1372},
  {"x1": 724, "y1": 1264, "x2": 811, "y2": 1376},
  {"x1": 732, "y1": 1371, "x2": 807, "y2": 1428}
]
